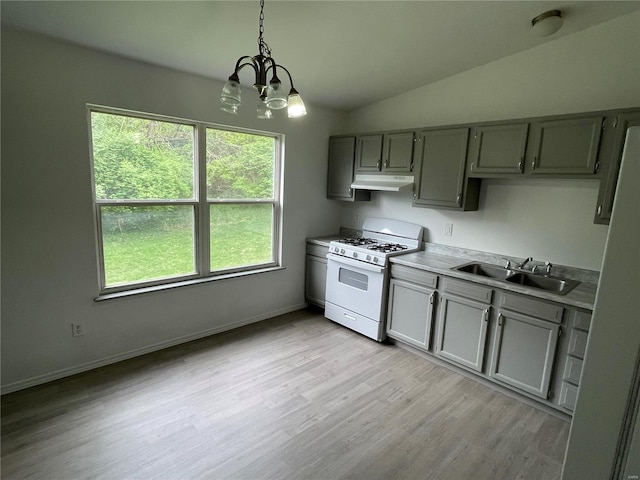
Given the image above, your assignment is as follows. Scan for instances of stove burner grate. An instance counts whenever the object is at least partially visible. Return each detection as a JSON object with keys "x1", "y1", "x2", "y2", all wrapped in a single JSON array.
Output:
[
  {"x1": 367, "y1": 243, "x2": 408, "y2": 253},
  {"x1": 338, "y1": 237, "x2": 378, "y2": 246}
]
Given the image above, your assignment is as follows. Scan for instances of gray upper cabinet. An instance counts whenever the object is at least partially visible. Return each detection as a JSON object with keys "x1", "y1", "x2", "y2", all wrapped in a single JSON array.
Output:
[
  {"x1": 489, "y1": 309, "x2": 560, "y2": 399},
  {"x1": 327, "y1": 136, "x2": 370, "y2": 202},
  {"x1": 383, "y1": 131, "x2": 415, "y2": 172},
  {"x1": 468, "y1": 123, "x2": 529, "y2": 175},
  {"x1": 356, "y1": 134, "x2": 383, "y2": 172},
  {"x1": 594, "y1": 110, "x2": 640, "y2": 224},
  {"x1": 356, "y1": 132, "x2": 415, "y2": 173},
  {"x1": 528, "y1": 115, "x2": 604, "y2": 175},
  {"x1": 413, "y1": 127, "x2": 480, "y2": 211}
]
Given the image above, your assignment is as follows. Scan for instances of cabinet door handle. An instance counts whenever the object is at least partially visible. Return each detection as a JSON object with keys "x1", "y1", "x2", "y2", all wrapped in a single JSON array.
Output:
[
  {"x1": 470, "y1": 162, "x2": 475, "y2": 171},
  {"x1": 429, "y1": 292, "x2": 435, "y2": 305},
  {"x1": 384, "y1": 159, "x2": 389, "y2": 168},
  {"x1": 498, "y1": 313, "x2": 504, "y2": 326},
  {"x1": 518, "y1": 160, "x2": 523, "y2": 171},
  {"x1": 410, "y1": 162, "x2": 414, "y2": 171},
  {"x1": 377, "y1": 161, "x2": 381, "y2": 169},
  {"x1": 531, "y1": 158, "x2": 537, "y2": 169},
  {"x1": 597, "y1": 205, "x2": 602, "y2": 215},
  {"x1": 456, "y1": 194, "x2": 462, "y2": 205},
  {"x1": 483, "y1": 308, "x2": 489, "y2": 322},
  {"x1": 595, "y1": 161, "x2": 600, "y2": 173}
]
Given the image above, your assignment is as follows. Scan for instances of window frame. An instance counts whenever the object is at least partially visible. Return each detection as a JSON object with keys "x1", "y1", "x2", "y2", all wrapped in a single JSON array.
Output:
[{"x1": 88, "y1": 105, "x2": 284, "y2": 298}]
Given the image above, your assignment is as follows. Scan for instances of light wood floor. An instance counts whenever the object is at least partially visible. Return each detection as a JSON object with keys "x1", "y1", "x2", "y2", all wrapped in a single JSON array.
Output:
[{"x1": 1, "y1": 309, "x2": 570, "y2": 479}]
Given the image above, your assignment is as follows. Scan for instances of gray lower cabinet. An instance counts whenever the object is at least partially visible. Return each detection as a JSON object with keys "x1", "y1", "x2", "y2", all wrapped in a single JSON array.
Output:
[
  {"x1": 557, "y1": 309, "x2": 591, "y2": 411},
  {"x1": 435, "y1": 279, "x2": 492, "y2": 372},
  {"x1": 489, "y1": 308, "x2": 560, "y2": 399},
  {"x1": 327, "y1": 136, "x2": 370, "y2": 202},
  {"x1": 412, "y1": 127, "x2": 480, "y2": 211},
  {"x1": 386, "y1": 267, "x2": 438, "y2": 350},
  {"x1": 305, "y1": 243, "x2": 328, "y2": 307},
  {"x1": 387, "y1": 262, "x2": 592, "y2": 414}
]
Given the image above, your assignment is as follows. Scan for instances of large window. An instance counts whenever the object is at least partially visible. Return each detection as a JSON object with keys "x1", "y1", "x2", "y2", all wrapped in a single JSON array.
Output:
[{"x1": 89, "y1": 107, "x2": 281, "y2": 294}]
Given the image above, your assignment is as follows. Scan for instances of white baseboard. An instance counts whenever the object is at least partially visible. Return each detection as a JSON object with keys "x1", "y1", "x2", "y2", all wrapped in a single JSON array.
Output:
[{"x1": 1, "y1": 303, "x2": 307, "y2": 395}]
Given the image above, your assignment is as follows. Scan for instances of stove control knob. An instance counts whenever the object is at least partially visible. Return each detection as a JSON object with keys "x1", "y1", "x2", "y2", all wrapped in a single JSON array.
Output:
[
  {"x1": 334, "y1": 246, "x2": 339, "y2": 253},
  {"x1": 353, "y1": 252, "x2": 358, "y2": 258},
  {"x1": 340, "y1": 248, "x2": 345, "y2": 255},
  {"x1": 374, "y1": 257, "x2": 379, "y2": 263},
  {"x1": 366, "y1": 255, "x2": 372, "y2": 261}
]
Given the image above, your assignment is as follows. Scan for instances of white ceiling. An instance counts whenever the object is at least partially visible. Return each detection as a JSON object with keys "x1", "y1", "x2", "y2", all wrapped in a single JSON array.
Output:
[{"x1": 2, "y1": 1, "x2": 639, "y2": 111}]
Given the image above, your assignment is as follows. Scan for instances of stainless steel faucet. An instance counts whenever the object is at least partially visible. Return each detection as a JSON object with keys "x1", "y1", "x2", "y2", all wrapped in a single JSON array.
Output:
[
  {"x1": 533, "y1": 262, "x2": 553, "y2": 276},
  {"x1": 516, "y1": 257, "x2": 534, "y2": 270}
]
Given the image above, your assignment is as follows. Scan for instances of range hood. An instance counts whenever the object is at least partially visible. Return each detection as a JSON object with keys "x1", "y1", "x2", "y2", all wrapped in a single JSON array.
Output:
[{"x1": 350, "y1": 174, "x2": 415, "y2": 192}]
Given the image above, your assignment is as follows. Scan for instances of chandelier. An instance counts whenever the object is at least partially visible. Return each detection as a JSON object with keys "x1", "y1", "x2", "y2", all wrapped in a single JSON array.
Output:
[{"x1": 220, "y1": 0, "x2": 307, "y2": 119}]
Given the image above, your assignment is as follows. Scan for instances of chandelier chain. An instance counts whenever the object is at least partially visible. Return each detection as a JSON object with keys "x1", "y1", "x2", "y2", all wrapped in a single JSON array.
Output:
[{"x1": 257, "y1": 0, "x2": 271, "y2": 58}]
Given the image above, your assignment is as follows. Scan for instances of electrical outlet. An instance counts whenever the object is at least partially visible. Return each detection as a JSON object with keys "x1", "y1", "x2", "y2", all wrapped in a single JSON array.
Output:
[
  {"x1": 355, "y1": 213, "x2": 360, "y2": 223},
  {"x1": 444, "y1": 223, "x2": 453, "y2": 236},
  {"x1": 71, "y1": 323, "x2": 84, "y2": 337}
]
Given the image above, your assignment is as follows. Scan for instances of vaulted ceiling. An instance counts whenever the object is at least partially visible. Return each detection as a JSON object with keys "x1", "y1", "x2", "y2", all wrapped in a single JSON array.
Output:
[{"x1": 2, "y1": 1, "x2": 639, "y2": 111}]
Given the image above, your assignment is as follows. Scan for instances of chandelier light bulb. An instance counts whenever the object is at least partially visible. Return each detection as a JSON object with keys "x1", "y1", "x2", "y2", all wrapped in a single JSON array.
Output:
[
  {"x1": 256, "y1": 103, "x2": 273, "y2": 119},
  {"x1": 287, "y1": 89, "x2": 307, "y2": 118},
  {"x1": 265, "y1": 80, "x2": 288, "y2": 110}
]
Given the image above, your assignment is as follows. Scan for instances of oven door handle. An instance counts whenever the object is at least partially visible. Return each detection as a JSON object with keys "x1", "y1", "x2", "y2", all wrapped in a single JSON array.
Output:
[{"x1": 327, "y1": 254, "x2": 386, "y2": 274}]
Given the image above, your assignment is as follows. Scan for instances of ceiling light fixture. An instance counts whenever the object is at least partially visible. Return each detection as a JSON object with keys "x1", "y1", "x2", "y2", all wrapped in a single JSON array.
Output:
[
  {"x1": 531, "y1": 9, "x2": 563, "y2": 37},
  {"x1": 220, "y1": 0, "x2": 307, "y2": 119}
]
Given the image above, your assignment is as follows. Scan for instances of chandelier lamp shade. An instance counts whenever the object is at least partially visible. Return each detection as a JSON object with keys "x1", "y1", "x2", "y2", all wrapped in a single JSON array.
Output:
[{"x1": 220, "y1": 0, "x2": 307, "y2": 119}]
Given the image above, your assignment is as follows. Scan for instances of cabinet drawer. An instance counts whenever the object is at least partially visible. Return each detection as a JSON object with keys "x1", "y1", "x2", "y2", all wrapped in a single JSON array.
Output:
[
  {"x1": 568, "y1": 329, "x2": 589, "y2": 359},
  {"x1": 306, "y1": 243, "x2": 329, "y2": 258},
  {"x1": 391, "y1": 265, "x2": 438, "y2": 288},
  {"x1": 559, "y1": 382, "x2": 579, "y2": 411},
  {"x1": 563, "y1": 356, "x2": 584, "y2": 385},
  {"x1": 499, "y1": 292, "x2": 564, "y2": 323},
  {"x1": 442, "y1": 277, "x2": 492, "y2": 303},
  {"x1": 571, "y1": 310, "x2": 592, "y2": 331}
]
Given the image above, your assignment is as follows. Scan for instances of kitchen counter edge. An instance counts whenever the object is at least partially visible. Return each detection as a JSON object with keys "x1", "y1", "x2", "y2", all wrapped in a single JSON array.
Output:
[{"x1": 306, "y1": 236, "x2": 340, "y2": 247}]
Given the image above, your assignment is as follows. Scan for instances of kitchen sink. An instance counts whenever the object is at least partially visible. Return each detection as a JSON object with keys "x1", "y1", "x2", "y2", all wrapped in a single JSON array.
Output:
[
  {"x1": 505, "y1": 272, "x2": 580, "y2": 295},
  {"x1": 455, "y1": 262, "x2": 512, "y2": 279},
  {"x1": 452, "y1": 262, "x2": 580, "y2": 295}
]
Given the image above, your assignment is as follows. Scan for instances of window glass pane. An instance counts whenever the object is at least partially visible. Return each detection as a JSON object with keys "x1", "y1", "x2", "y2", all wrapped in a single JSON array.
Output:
[
  {"x1": 101, "y1": 206, "x2": 195, "y2": 286},
  {"x1": 210, "y1": 204, "x2": 274, "y2": 271},
  {"x1": 91, "y1": 112, "x2": 194, "y2": 200},
  {"x1": 206, "y1": 129, "x2": 275, "y2": 199}
]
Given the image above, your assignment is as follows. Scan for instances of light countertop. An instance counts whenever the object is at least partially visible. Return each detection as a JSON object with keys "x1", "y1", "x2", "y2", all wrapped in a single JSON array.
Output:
[
  {"x1": 306, "y1": 236, "x2": 597, "y2": 310},
  {"x1": 391, "y1": 251, "x2": 597, "y2": 311}
]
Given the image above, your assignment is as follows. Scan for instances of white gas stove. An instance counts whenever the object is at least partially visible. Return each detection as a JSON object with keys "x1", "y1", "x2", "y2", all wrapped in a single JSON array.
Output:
[{"x1": 325, "y1": 218, "x2": 423, "y2": 341}]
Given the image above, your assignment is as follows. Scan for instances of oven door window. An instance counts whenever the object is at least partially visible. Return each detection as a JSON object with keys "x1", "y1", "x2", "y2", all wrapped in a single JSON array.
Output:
[{"x1": 338, "y1": 267, "x2": 368, "y2": 291}]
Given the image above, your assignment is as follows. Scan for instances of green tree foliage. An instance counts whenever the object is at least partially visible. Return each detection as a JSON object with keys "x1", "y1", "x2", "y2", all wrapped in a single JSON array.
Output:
[
  {"x1": 206, "y1": 129, "x2": 275, "y2": 199},
  {"x1": 91, "y1": 112, "x2": 194, "y2": 200}
]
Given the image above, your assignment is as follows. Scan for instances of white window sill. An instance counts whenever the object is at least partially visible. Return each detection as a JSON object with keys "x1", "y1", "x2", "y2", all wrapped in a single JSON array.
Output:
[{"x1": 94, "y1": 266, "x2": 285, "y2": 302}]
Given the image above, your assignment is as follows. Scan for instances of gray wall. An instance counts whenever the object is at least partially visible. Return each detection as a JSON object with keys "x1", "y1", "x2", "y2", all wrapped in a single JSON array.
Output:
[
  {"x1": 341, "y1": 11, "x2": 640, "y2": 271},
  {"x1": 1, "y1": 28, "x2": 346, "y2": 391}
]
